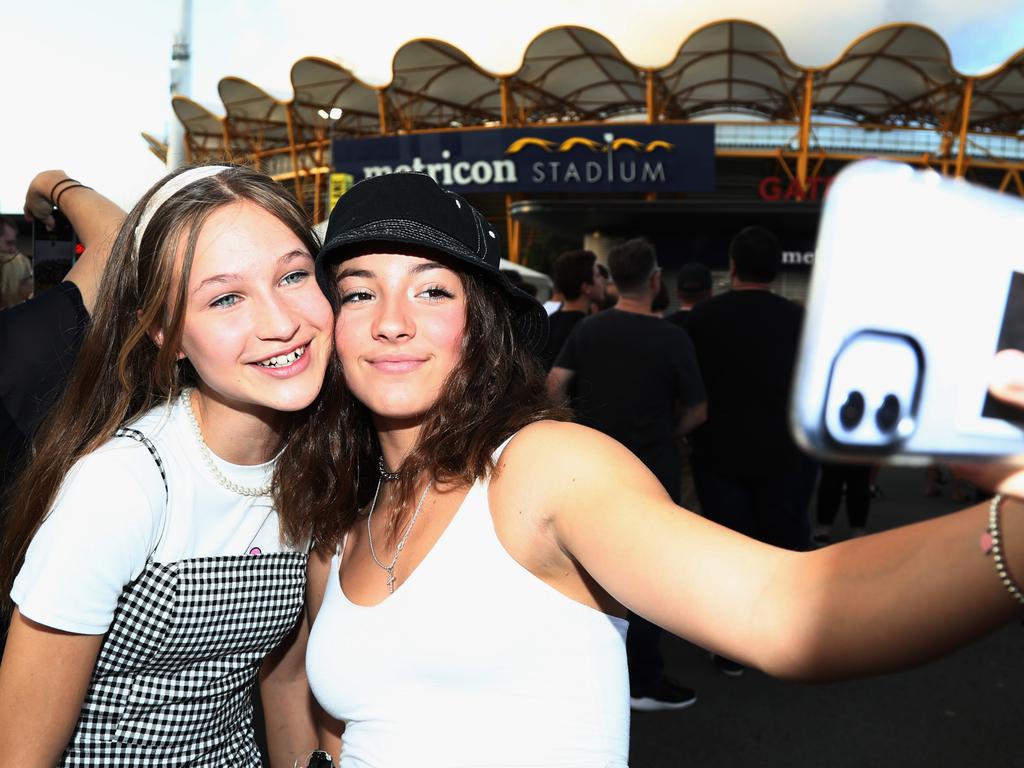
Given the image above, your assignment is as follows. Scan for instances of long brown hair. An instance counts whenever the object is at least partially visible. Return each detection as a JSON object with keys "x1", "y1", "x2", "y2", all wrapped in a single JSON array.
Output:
[
  {"x1": 275, "y1": 259, "x2": 568, "y2": 550},
  {"x1": 0, "y1": 164, "x2": 321, "y2": 602}
]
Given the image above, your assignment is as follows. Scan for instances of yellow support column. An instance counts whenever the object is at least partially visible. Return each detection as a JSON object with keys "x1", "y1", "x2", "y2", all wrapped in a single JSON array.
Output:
[
  {"x1": 645, "y1": 70, "x2": 656, "y2": 124},
  {"x1": 220, "y1": 120, "x2": 232, "y2": 162},
  {"x1": 285, "y1": 106, "x2": 304, "y2": 205},
  {"x1": 505, "y1": 195, "x2": 520, "y2": 264},
  {"x1": 500, "y1": 77, "x2": 512, "y2": 126},
  {"x1": 796, "y1": 71, "x2": 814, "y2": 190},
  {"x1": 377, "y1": 89, "x2": 390, "y2": 135},
  {"x1": 954, "y1": 78, "x2": 975, "y2": 179},
  {"x1": 313, "y1": 171, "x2": 323, "y2": 224}
]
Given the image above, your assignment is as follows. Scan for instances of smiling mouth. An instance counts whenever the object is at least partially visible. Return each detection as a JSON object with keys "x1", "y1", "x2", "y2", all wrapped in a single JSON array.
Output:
[
  {"x1": 255, "y1": 345, "x2": 307, "y2": 368},
  {"x1": 369, "y1": 357, "x2": 427, "y2": 373}
]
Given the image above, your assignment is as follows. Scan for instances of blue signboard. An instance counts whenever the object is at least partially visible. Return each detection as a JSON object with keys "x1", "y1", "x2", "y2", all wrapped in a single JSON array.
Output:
[{"x1": 331, "y1": 124, "x2": 714, "y2": 194}]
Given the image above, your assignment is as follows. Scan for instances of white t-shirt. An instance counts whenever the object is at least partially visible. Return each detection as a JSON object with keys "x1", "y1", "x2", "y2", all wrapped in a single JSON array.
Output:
[{"x1": 12, "y1": 395, "x2": 302, "y2": 635}]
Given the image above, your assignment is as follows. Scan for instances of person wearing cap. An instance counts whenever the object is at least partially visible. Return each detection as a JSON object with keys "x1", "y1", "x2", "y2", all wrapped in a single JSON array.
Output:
[
  {"x1": 294, "y1": 173, "x2": 1024, "y2": 767},
  {"x1": 0, "y1": 164, "x2": 330, "y2": 767},
  {"x1": 665, "y1": 261, "x2": 713, "y2": 332}
]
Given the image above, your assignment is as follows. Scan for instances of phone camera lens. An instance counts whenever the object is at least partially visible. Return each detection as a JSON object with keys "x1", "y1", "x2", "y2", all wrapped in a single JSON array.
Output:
[
  {"x1": 875, "y1": 394, "x2": 901, "y2": 433},
  {"x1": 839, "y1": 391, "x2": 866, "y2": 430}
]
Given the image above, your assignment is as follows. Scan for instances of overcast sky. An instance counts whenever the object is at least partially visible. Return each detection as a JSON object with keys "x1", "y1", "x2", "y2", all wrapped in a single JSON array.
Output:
[{"x1": 3, "y1": 0, "x2": 1024, "y2": 212}]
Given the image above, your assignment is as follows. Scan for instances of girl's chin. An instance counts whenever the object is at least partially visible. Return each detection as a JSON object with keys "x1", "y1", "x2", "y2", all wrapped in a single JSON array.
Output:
[{"x1": 368, "y1": 401, "x2": 433, "y2": 427}]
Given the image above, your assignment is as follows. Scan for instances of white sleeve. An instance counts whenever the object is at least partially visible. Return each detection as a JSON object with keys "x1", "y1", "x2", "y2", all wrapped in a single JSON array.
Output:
[{"x1": 10, "y1": 443, "x2": 166, "y2": 634}]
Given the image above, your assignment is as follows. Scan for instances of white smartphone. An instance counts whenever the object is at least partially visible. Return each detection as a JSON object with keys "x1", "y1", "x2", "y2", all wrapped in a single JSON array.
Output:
[{"x1": 790, "y1": 159, "x2": 1024, "y2": 465}]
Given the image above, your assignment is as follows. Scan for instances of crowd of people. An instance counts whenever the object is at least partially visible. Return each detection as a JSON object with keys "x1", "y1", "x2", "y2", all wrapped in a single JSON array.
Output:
[{"x1": 0, "y1": 164, "x2": 1021, "y2": 768}]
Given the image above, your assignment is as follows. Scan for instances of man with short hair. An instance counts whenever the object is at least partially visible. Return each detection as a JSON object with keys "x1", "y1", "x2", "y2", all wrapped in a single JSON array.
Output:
[
  {"x1": 541, "y1": 249, "x2": 606, "y2": 370},
  {"x1": 547, "y1": 237, "x2": 705, "y2": 712},
  {"x1": 686, "y1": 226, "x2": 806, "y2": 674}
]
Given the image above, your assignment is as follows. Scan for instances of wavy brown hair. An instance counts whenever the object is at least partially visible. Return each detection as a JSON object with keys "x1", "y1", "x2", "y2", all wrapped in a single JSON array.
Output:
[
  {"x1": 274, "y1": 258, "x2": 568, "y2": 549},
  {"x1": 0, "y1": 164, "x2": 321, "y2": 603}
]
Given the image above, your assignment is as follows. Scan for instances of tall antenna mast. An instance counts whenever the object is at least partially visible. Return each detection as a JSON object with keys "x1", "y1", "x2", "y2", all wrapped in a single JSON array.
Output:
[{"x1": 166, "y1": 0, "x2": 192, "y2": 170}]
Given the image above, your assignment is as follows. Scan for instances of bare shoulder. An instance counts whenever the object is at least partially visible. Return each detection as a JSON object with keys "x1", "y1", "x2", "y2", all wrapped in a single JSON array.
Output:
[
  {"x1": 498, "y1": 420, "x2": 645, "y2": 474},
  {"x1": 493, "y1": 420, "x2": 666, "y2": 513}
]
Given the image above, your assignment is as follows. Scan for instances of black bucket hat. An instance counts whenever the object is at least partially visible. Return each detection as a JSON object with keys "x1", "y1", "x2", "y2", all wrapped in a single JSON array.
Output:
[{"x1": 317, "y1": 172, "x2": 548, "y2": 354}]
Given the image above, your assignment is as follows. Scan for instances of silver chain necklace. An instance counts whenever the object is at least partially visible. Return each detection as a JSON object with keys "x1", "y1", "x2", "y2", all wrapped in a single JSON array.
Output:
[
  {"x1": 378, "y1": 455, "x2": 401, "y2": 482},
  {"x1": 366, "y1": 474, "x2": 432, "y2": 593},
  {"x1": 180, "y1": 388, "x2": 273, "y2": 497}
]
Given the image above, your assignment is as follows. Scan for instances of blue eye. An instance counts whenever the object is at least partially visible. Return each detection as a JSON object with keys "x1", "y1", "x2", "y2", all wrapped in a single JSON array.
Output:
[
  {"x1": 210, "y1": 294, "x2": 240, "y2": 309},
  {"x1": 282, "y1": 270, "x2": 309, "y2": 286}
]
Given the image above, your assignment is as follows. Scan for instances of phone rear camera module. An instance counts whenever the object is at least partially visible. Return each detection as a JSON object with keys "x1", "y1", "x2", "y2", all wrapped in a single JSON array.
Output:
[
  {"x1": 875, "y1": 394, "x2": 901, "y2": 433},
  {"x1": 876, "y1": 393, "x2": 901, "y2": 436},
  {"x1": 839, "y1": 391, "x2": 866, "y2": 430}
]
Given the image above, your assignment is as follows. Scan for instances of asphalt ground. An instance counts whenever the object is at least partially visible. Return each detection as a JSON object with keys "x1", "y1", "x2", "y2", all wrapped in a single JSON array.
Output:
[{"x1": 629, "y1": 466, "x2": 1024, "y2": 768}]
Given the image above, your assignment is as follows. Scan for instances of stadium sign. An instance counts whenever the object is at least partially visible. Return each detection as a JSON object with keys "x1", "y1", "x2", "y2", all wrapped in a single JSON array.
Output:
[{"x1": 331, "y1": 124, "x2": 715, "y2": 194}]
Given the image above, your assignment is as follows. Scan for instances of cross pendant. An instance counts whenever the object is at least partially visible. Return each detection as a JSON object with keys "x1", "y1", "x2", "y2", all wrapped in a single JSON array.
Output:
[{"x1": 386, "y1": 569, "x2": 396, "y2": 594}]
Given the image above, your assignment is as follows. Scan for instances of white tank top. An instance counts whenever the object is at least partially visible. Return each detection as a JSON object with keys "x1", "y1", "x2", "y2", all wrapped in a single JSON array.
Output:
[{"x1": 306, "y1": 436, "x2": 630, "y2": 768}]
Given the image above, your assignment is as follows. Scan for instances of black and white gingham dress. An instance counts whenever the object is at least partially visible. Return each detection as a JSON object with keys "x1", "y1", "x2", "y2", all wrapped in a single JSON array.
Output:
[{"x1": 57, "y1": 430, "x2": 307, "y2": 767}]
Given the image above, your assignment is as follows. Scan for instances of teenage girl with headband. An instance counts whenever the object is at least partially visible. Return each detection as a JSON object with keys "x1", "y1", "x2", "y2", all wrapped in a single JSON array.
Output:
[{"x1": 0, "y1": 165, "x2": 331, "y2": 767}]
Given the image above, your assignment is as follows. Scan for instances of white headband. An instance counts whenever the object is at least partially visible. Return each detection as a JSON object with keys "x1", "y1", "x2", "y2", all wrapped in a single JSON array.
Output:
[{"x1": 134, "y1": 165, "x2": 232, "y2": 260}]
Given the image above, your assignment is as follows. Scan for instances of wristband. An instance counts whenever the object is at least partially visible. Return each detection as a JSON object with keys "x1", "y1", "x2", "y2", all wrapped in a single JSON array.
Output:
[
  {"x1": 981, "y1": 494, "x2": 1024, "y2": 606},
  {"x1": 48, "y1": 177, "x2": 79, "y2": 206},
  {"x1": 54, "y1": 183, "x2": 91, "y2": 210}
]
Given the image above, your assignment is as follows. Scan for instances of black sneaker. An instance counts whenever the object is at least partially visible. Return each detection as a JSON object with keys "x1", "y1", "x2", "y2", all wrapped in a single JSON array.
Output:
[
  {"x1": 629, "y1": 677, "x2": 697, "y2": 711},
  {"x1": 711, "y1": 653, "x2": 745, "y2": 676}
]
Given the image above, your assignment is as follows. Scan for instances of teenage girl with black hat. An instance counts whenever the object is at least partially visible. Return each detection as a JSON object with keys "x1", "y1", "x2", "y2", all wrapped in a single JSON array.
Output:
[{"x1": 296, "y1": 172, "x2": 1024, "y2": 767}]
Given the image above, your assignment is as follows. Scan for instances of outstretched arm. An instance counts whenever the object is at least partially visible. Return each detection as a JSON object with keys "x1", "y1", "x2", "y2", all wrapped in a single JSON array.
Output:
[
  {"x1": 511, "y1": 421, "x2": 1022, "y2": 683},
  {"x1": 23, "y1": 170, "x2": 126, "y2": 314}
]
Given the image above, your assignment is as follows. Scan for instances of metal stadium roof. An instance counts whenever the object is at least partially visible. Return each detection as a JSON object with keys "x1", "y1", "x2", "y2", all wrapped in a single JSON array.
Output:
[{"x1": 160, "y1": 20, "x2": 1024, "y2": 224}]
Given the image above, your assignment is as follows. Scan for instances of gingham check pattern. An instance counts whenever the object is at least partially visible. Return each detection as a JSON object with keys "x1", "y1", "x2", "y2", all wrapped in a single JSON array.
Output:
[{"x1": 57, "y1": 431, "x2": 307, "y2": 766}]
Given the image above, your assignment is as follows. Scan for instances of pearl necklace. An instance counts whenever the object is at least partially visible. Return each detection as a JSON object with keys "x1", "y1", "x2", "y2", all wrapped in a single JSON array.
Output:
[
  {"x1": 367, "y1": 473, "x2": 432, "y2": 594},
  {"x1": 181, "y1": 388, "x2": 273, "y2": 497}
]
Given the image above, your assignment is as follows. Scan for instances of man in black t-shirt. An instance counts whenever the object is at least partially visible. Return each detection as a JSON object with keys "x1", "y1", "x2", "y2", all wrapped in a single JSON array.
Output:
[
  {"x1": 548, "y1": 238, "x2": 705, "y2": 713},
  {"x1": 687, "y1": 226, "x2": 807, "y2": 547},
  {"x1": 686, "y1": 227, "x2": 807, "y2": 676},
  {"x1": 540, "y1": 249, "x2": 606, "y2": 370}
]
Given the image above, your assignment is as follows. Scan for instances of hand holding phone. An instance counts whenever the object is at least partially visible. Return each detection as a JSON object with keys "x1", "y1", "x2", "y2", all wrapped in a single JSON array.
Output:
[{"x1": 791, "y1": 160, "x2": 1024, "y2": 464}]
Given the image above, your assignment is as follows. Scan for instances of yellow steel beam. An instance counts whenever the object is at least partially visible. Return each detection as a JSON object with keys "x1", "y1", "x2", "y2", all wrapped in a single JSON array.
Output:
[
  {"x1": 376, "y1": 89, "x2": 389, "y2": 135},
  {"x1": 221, "y1": 121, "x2": 232, "y2": 162},
  {"x1": 284, "y1": 106, "x2": 304, "y2": 204},
  {"x1": 500, "y1": 77, "x2": 512, "y2": 126},
  {"x1": 645, "y1": 70, "x2": 656, "y2": 124},
  {"x1": 954, "y1": 78, "x2": 975, "y2": 179},
  {"x1": 505, "y1": 194, "x2": 519, "y2": 263},
  {"x1": 796, "y1": 71, "x2": 814, "y2": 188}
]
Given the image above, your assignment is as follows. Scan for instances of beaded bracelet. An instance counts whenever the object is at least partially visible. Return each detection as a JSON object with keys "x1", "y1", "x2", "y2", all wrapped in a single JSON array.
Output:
[
  {"x1": 54, "y1": 182, "x2": 90, "y2": 210},
  {"x1": 981, "y1": 494, "x2": 1024, "y2": 606},
  {"x1": 48, "y1": 177, "x2": 79, "y2": 206}
]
